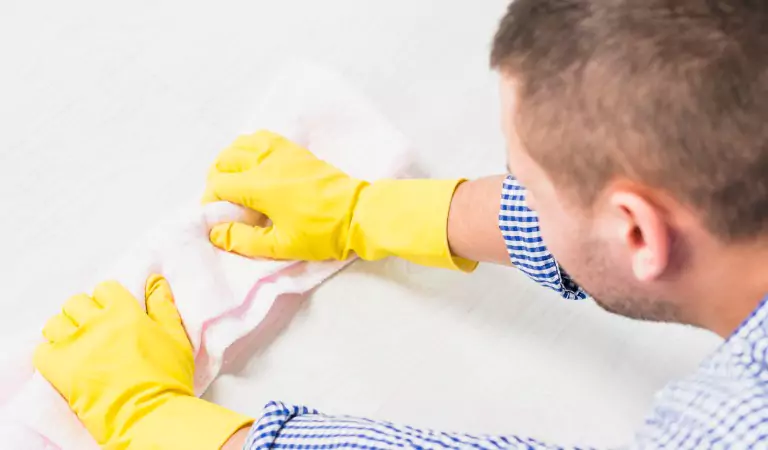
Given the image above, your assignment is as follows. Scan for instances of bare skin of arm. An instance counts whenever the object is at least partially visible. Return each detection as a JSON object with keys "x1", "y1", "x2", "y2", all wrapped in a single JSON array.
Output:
[
  {"x1": 448, "y1": 175, "x2": 510, "y2": 265},
  {"x1": 222, "y1": 428, "x2": 249, "y2": 449}
]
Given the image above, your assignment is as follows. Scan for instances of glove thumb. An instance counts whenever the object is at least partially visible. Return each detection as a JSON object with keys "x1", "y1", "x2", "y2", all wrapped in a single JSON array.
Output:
[
  {"x1": 145, "y1": 275, "x2": 190, "y2": 351},
  {"x1": 210, "y1": 222, "x2": 279, "y2": 259}
]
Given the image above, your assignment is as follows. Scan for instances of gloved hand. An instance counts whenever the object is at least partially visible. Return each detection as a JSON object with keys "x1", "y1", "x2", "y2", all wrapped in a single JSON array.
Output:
[
  {"x1": 34, "y1": 276, "x2": 253, "y2": 450},
  {"x1": 203, "y1": 130, "x2": 477, "y2": 271}
]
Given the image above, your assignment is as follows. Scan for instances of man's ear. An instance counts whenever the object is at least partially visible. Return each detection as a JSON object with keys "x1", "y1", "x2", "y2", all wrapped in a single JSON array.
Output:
[{"x1": 608, "y1": 191, "x2": 671, "y2": 282}]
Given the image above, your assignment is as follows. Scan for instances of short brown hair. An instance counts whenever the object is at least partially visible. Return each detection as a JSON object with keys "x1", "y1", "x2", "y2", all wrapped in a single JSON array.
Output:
[{"x1": 491, "y1": 0, "x2": 768, "y2": 240}]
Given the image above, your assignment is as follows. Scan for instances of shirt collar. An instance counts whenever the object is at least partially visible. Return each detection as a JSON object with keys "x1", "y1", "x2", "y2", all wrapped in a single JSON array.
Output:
[{"x1": 726, "y1": 294, "x2": 768, "y2": 343}]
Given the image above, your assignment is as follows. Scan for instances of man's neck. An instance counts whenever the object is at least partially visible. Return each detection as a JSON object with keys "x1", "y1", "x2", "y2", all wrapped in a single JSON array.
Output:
[{"x1": 691, "y1": 240, "x2": 768, "y2": 338}]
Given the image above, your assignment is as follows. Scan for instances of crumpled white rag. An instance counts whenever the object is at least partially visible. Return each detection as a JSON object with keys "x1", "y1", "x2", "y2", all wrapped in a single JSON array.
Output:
[{"x1": 0, "y1": 62, "x2": 413, "y2": 450}]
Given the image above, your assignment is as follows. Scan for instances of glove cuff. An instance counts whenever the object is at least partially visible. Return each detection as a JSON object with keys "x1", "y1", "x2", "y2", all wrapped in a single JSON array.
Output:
[
  {"x1": 350, "y1": 178, "x2": 478, "y2": 272},
  {"x1": 129, "y1": 396, "x2": 254, "y2": 449}
]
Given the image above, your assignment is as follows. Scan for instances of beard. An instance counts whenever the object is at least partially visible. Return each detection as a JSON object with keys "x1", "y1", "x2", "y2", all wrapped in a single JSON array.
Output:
[
  {"x1": 567, "y1": 236, "x2": 684, "y2": 324},
  {"x1": 591, "y1": 294, "x2": 682, "y2": 323}
]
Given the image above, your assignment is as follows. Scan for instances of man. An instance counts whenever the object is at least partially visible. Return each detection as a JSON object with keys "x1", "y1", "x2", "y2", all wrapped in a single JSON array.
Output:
[{"x1": 32, "y1": 0, "x2": 768, "y2": 448}]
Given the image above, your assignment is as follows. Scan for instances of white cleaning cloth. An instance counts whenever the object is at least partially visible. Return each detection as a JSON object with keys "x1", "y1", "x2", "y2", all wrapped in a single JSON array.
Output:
[{"x1": 0, "y1": 62, "x2": 412, "y2": 450}]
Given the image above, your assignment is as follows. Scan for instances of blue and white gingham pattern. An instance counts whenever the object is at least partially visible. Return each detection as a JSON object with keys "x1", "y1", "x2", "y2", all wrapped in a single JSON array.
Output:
[
  {"x1": 627, "y1": 296, "x2": 768, "y2": 449},
  {"x1": 243, "y1": 296, "x2": 768, "y2": 449},
  {"x1": 499, "y1": 176, "x2": 586, "y2": 300},
  {"x1": 240, "y1": 176, "x2": 768, "y2": 449},
  {"x1": 245, "y1": 401, "x2": 584, "y2": 449}
]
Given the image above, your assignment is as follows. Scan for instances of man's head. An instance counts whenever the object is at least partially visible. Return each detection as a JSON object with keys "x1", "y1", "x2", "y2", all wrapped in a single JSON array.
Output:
[{"x1": 491, "y1": 0, "x2": 768, "y2": 330}]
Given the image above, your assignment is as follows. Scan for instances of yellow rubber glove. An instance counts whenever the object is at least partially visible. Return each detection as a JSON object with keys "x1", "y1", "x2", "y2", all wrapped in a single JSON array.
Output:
[
  {"x1": 203, "y1": 130, "x2": 477, "y2": 271},
  {"x1": 33, "y1": 276, "x2": 253, "y2": 450}
]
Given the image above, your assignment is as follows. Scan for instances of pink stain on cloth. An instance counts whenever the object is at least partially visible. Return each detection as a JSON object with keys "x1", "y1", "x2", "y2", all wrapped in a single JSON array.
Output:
[{"x1": 0, "y1": 62, "x2": 412, "y2": 450}]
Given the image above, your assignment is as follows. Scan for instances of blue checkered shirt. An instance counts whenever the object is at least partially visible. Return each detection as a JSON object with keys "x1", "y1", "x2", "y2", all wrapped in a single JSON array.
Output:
[{"x1": 242, "y1": 175, "x2": 768, "y2": 449}]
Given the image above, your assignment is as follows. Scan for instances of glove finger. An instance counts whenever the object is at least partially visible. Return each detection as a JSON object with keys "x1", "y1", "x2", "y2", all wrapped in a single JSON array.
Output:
[
  {"x1": 33, "y1": 342, "x2": 69, "y2": 397},
  {"x1": 42, "y1": 313, "x2": 78, "y2": 343},
  {"x1": 201, "y1": 157, "x2": 231, "y2": 205},
  {"x1": 201, "y1": 184, "x2": 218, "y2": 205},
  {"x1": 214, "y1": 147, "x2": 262, "y2": 174},
  {"x1": 210, "y1": 222, "x2": 280, "y2": 259},
  {"x1": 62, "y1": 293, "x2": 102, "y2": 327},
  {"x1": 206, "y1": 131, "x2": 279, "y2": 178},
  {"x1": 235, "y1": 130, "x2": 283, "y2": 158},
  {"x1": 201, "y1": 163, "x2": 220, "y2": 205},
  {"x1": 206, "y1": 172, "x2": 271, "y2": 210},
  {"x1": 145, "y1": 275, "x2": 192, "y2": 351},
  {"x1": 92, "y1": 280, "x2": 141, "y2": 311}
]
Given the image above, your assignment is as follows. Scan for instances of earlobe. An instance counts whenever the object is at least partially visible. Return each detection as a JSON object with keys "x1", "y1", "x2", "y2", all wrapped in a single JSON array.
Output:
[
  {"x1": 610, "y1": 192, "x2": 671, "y2": 282},
  {"x1": 633, "y1": 247, "x2": 662, "y2": 281}
]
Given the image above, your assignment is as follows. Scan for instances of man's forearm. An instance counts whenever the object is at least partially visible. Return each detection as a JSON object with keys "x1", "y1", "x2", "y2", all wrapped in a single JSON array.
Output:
[
  {"x1": 447, "y1": 175, "x2": 511, "y2": 265},
  {"x1": 222, "y1": 427, "x2": 249, "y2": 449}
]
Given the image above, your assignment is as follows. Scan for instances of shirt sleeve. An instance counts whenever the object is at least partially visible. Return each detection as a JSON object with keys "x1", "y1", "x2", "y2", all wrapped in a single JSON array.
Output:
[
  {"x1": 243, "y1": 401, "x2": 593, "y2": 450},
  {"x1": 499, "y1": 175, "x2": 586, "y2": 300}
]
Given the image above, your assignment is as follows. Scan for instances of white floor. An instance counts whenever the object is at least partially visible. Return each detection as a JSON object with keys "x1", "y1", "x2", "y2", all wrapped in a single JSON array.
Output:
[{"x1": 0, "y1": 1, "x2": 721, "y2": 447}]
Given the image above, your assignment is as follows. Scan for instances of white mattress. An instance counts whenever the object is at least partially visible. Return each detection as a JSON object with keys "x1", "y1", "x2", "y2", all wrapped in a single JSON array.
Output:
[{"x1": 0, "y1": 0, "x2": 721, "y2": 447}]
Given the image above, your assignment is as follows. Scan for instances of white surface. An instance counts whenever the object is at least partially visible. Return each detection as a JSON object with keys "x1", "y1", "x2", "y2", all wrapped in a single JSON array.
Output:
[
  {"x1": 0, "y1": 1, "x2": 721, "y2": 447},
  {"x1": 0, "y1": 63, "x2": 419, "y2": 450}
]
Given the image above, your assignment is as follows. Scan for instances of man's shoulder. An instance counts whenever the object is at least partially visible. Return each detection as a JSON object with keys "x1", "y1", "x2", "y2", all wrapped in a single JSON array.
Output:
[{"x1": 632, "y1": 330, "x2": 768, "y2": 448}]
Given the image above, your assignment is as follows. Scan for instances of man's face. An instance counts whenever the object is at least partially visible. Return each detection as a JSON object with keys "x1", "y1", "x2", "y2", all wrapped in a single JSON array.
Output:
[{"x1": 499, "y1": 77, "x2": 681, "y2": 323}]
